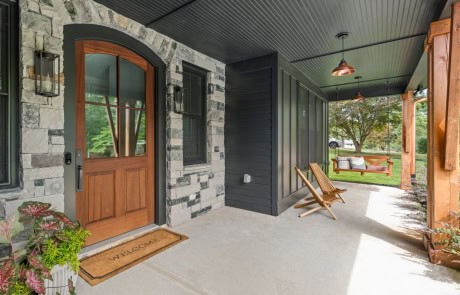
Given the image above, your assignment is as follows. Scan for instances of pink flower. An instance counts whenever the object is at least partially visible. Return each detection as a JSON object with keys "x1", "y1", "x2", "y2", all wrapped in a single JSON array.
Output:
[
  {"x1": 26, "y1": 269, "x2": 45, "y2": 295},
  {"x1": 0, "y1": 260, "x2": 15, "y2": 292},
  {"x1": 53, "y1": 212, "x2": 76, "y2": 228},
  {"x1": 18, "y1": 202, "x2": 52, "y2": 218},
  {"x1": 37, "y1": 220, "x2": 59, "y2": 231}
]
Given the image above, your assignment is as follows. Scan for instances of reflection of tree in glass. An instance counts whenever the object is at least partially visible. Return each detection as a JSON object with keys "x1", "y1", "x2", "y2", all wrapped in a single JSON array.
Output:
[
  {"x1": 85, "y1": 97, "x2": 117, "y2": 157},
  {"x1": 85, "y1": 98, "x2": 146, "y2": 157}
]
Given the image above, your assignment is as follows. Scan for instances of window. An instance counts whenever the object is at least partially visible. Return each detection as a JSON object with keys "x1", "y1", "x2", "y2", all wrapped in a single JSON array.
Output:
[
  {"x1": 182, "y1": 63, "x2": 207, "y2": 165},
  {"x1": 0, "y1": 0, "x2": 17, "y2": 188}
]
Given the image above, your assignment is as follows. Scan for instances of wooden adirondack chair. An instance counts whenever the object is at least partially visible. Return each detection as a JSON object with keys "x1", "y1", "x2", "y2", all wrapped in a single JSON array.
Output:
[
  {"x1": 294, "y1": 167, "x2": 343, "y2": 220},
  {"x1": 309, "y1": 163, "x2": 346, "y2": 204}
]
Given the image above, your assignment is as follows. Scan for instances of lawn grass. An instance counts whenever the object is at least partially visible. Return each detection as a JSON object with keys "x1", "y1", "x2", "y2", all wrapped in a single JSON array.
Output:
[{"x1": 328, "y1": 149, "x2": 427, "y2": 187}]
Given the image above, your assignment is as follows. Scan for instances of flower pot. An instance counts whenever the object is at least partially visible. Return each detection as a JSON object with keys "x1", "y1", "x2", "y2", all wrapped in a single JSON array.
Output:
[
  {"x1": 424, "y1": 234, "x2": 460, "y2": 270},
  {"x1": 44, "y1": 264, "x2": 78, "y2": 295}
]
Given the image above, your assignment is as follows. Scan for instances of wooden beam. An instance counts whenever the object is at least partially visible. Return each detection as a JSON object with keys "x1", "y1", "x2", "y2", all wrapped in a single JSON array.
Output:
[
  {"x1": 427, "y1": 30, "x2": 459, "y2": 229},
  {"x1": 445, "y1": 2, "x2": 460, "y2": 170},
  {"x1": 400, "y1": 91, "x2": 415, "y2": 190},
  {"x1": 426, "y1": 18, "x2": 451, "y2": 47}
]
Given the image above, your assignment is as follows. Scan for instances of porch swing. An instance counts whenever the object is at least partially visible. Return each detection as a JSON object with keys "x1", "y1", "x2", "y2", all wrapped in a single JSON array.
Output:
[{"x1": 331, "y1": 81, "x2": 394, "y2": 177}]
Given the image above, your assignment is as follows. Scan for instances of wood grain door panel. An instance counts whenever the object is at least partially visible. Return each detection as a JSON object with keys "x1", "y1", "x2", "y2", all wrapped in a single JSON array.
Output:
[
  {"x1": 75, "y1": 40, "x2": 155, "y2": 246},
  {"x1": 85, "y1": 171, "x2": 116, "y2": 224}
]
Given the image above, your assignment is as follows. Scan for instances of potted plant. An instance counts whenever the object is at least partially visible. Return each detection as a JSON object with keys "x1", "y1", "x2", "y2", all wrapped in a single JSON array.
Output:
[
  {"x1": 424, "y1": 211, "x2": 460, "y2": 270},
  {"x1": 0, "y1": 201, "x2": 90, "y2": 294}
]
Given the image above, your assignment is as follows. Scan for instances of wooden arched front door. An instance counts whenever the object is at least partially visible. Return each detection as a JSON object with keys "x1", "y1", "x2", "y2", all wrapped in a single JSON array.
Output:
[{"x1": 75, "y1": 40, "x2": 155, "y2": 245}]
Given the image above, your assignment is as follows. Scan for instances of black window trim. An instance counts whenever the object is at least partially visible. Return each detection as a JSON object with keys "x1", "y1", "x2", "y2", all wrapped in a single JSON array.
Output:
[
  {"x1": 182, "y1": 62, "x2": 208, "y2": 166},
  {"x1": 0, "y1": 0, "x2": 18, "y2": 189}
]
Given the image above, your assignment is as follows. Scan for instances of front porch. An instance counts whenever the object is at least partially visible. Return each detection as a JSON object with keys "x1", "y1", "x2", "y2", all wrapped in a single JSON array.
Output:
[{"x1": 76, "y1": 182, "x2": 460, "y2": 295}]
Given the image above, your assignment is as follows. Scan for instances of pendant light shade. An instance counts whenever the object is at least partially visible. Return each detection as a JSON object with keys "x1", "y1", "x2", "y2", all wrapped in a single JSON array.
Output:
[
  {"x1": 331, "y1": 32, "x2": 356, "y2": 77},
  {"x1": 353, "y1": 76, "x2": 365, "y2": 102}
]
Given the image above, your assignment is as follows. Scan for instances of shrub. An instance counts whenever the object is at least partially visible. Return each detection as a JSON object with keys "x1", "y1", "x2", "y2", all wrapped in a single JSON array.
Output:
[{"x1": 417, "y1": 137, "x2": 427, "y2": 154}]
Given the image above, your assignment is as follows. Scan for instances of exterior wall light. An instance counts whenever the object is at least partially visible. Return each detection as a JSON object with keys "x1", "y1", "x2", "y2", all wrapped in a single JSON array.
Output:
[
  {"x1": 34, "y1": 50, "x2": 60, "y2": 97},
  {"x1": 173, "y1": 85, "x2": 184, "y2": 113}
]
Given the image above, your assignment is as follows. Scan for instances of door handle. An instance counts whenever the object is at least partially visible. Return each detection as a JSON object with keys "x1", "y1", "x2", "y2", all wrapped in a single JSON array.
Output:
[
  {"x1": 76, "y1": 150, "x2": 83, "y2": 192},
  {"x1": 77, "y1": 165, "x2": 83, "y2": 192}
]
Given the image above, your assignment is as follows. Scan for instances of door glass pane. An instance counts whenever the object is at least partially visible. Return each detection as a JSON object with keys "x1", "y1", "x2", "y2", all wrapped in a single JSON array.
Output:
[
  {"x1": 0, "y1": 95, "x2": 8, "y2": 184},
  {"x1": 85, "y1": 104, "x2": 118, "y2": 158},
  {"x1": 85, "y1": 54, "x2": 117, "y2": 105},
  {"x1": 119, "y1": 108, "x2": 146, "y2": 157},
  {"x1": 119, "y1": 58, "x2": 145, "y2": 109}
]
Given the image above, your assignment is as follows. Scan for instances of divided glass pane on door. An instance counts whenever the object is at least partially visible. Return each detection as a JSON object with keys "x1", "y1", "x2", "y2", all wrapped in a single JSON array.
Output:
[
  {"x1": 85, "y1": 54, "x2": 117, "y2": 105},
  {"x1": 85, "y1": 104, "x2": 118, "y2": 158},
  {"x1": 119, "y1": 58, "x2": 147, "y2": 157},
  {"x1": 84, "y1": 54, "x2": 147, "y2": 159},
  {"x1": 85, "y1": 54, "x2": 118, "y2": 159}
]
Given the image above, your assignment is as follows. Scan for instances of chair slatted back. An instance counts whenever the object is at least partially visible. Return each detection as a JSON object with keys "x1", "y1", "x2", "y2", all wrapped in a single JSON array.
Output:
[
  {"x1": 309, "y1": 163, "x2": 335, "y2": 194},
  {"x1": 295, "y1": 167, "x2": 325, "y2": 205}
]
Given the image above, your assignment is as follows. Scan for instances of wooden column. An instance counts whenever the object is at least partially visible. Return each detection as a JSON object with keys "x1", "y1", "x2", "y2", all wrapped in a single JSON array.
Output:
[
  {"x1": 445, "y1": 2, "x2": 460, "y2": 171},
  {"x1": 426, "y1": 17, "x2": 459, "y2": 230},
  {"x1": 400, "y1": 91, "x2": 415, "y2": 190}
]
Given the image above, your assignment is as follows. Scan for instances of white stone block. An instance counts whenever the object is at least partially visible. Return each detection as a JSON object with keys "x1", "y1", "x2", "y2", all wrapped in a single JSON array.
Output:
[
  {"x1": 21, "y1": 154, "x2": 33, "y2": 169},
  {"x1": 22, "y1": 128, "x2": 48, "y2": 154},
  {"x1": 40, "y1": 107, "x2": 63, "y2": 129},
  {"x1": 201, "y1": 187, "x2": 217, "y2": 201},
  {"x1": 44, "y1": 178, "x2": 64, "y2": 195},
  {"x1": 51, "y1": 136, "x2": 64, "y2": 145},
  {"x1": 22, "y1": 167, "x2": 64, "y2": 181},
  {"x1": 49, "y1": 144, "x2": 65, "y2": 153}
]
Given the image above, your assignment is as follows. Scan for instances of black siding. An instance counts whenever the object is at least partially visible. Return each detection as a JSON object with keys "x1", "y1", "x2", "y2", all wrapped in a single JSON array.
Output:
[
  {"x1": 225, "y1": 53, "x2": 328, "y2": 216},
  {"x1": 225, "y1": 54, "x2": 277, "y2": 215}
]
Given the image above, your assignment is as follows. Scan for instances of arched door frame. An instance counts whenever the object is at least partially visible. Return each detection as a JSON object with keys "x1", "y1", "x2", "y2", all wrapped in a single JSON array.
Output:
[{"x1": 63, "y1": 24, "x2": 167, "y2": 225}]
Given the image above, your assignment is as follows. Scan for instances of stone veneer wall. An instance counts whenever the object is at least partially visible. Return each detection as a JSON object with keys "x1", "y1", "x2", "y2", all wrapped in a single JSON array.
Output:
[{"x1": 0, "y1": 0, "x2": 225, "y2": 228}]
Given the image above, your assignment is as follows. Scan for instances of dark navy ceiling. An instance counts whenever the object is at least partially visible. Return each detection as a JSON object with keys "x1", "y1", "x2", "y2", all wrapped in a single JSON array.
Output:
[{"x1": 95, "y1": 0, "x2": 446, "y2": 100}]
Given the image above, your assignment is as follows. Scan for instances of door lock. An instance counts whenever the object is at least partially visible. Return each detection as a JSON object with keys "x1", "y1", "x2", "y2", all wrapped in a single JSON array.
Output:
[{"x1": 64, "y1": 152, "x2": 72, "y2": 165}]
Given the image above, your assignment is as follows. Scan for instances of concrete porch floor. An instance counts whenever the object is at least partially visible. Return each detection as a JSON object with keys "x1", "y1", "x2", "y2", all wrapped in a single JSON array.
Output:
[{"x1": 77, "y1": 182, "x2": 460, "y2": 295}]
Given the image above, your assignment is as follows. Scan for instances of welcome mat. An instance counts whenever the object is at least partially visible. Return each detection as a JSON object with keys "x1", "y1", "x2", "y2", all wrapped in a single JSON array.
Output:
[{"x1": 79, "y1": 228, "x2": 188, "y2": 286}]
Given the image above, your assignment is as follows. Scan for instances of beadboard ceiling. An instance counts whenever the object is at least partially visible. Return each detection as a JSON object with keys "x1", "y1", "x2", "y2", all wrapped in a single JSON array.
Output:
[{"x1": 95, "y1": 0, "x2": 446, "y2": 100}]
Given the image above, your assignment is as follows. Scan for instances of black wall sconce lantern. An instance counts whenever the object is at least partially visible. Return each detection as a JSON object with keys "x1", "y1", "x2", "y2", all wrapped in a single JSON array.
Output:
[
  {"x1": 173, "y1": 85, "x2": 184, "y2": 114},
  {"x1": 35, "y1": 50, "x2": 60, "y2": 97}
]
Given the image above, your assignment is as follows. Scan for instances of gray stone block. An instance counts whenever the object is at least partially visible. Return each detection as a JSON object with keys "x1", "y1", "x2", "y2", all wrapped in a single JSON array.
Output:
[
  {"x1": 22, "y1": 103, "x2": 40, "y2": 128},
  {"x1": 31, "y1": 154, "x2": 62, "y2": 168}
]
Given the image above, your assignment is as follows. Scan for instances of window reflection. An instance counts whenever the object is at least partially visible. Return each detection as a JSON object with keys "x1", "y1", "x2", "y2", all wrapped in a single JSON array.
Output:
[{"x1": 84, "y1": 54, "x2": 147, "y2": 159}]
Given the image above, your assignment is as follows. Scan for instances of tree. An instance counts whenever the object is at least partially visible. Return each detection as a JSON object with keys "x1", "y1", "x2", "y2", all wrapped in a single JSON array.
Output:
[{"x1": 329, "y1": 96, "x2": 402, "y2": 153}]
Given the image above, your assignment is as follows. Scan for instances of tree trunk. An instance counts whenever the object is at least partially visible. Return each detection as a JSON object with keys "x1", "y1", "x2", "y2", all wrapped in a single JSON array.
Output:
[{"x1": 353, "y1": 141, "x2": 362, "y2": 153}]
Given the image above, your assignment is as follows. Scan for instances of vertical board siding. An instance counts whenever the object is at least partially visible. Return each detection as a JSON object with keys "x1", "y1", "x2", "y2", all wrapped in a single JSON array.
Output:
[
  {"x1": 282, "y1": 71, "x2": 291, "y2": 199},
  {"x1": 225, "y1": 53, "x2": 328, "y2": 216}
]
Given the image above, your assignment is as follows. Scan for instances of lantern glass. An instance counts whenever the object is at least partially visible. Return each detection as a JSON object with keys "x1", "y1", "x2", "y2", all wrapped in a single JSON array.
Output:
[
  {"x1": 35, "y1": 51, "x2": 60, "y2": 97},
  {"x1": 173, "y1": 85, "x2": 184, "y2": 113}
]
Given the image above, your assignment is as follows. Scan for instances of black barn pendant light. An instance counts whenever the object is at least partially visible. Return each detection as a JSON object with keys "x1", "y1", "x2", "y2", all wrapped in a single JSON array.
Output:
[
  {"x1": 331, "y1": 32, "x2": 356, "y2": 76},
  {"x1": 353, "y1": 76, "x2": 365, "y2": 102}
]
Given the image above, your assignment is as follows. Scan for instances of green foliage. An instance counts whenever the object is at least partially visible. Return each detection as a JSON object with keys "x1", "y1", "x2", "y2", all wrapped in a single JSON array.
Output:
[
  {"x1": 432, "y1": 212, "x2": 460, "y2": 256},
  {"x1": 88, "y1": 126, "x2": 114, "y2": 155},
  {"x1": 0, "y1": 202, "x2": 90, "y2": 294},
  {"x1": 415, "y1": 102, "x2": 428, "y2": 140},
  {"x1": 8, "y1": 281, "x2": 30, "y2": 295},
  {"x1": 329, "y1": 96, "x2": 402, "y2": 153},
  {"x1": 417, "y1": 137, "x2": 427, "y2": 154},
  {"x1": 41, "y1": 227, "x2": 89, "y2": 272}
]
